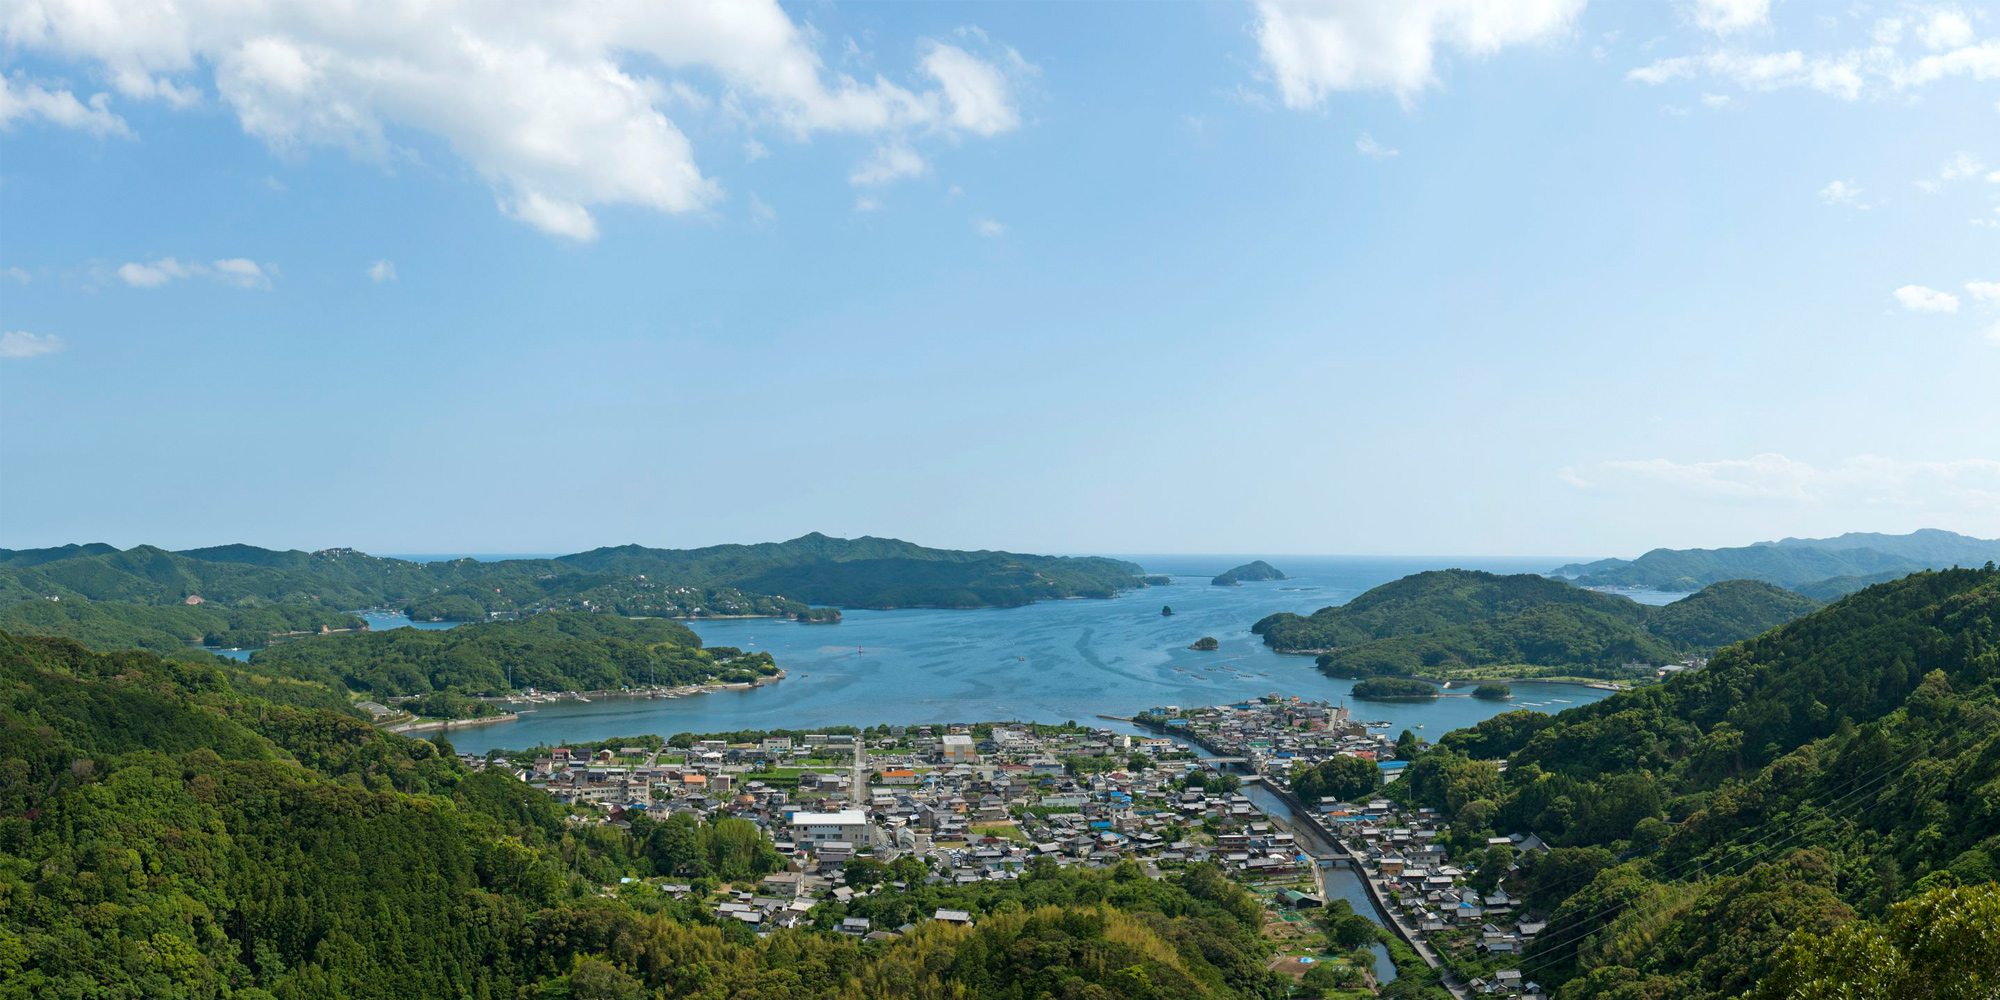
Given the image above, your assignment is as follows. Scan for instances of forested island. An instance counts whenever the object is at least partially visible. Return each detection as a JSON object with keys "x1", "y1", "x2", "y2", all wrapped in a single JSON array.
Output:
[
  {"x1": 1189, "y1": 636, "x2": 1220, "y2": 651},
  {"x1": 1211, "y1": 560, "x2": 1287, "y2": 586},
  {"x1": 1254, "y1": 570, "x2": 1820, "y2": 681},
  {"x1": 0, "y1": 532, "x2": 1151, "y2": 620},
  {"x1": 1350, "y1": 677, "x2": 1441, "y2": 700}
]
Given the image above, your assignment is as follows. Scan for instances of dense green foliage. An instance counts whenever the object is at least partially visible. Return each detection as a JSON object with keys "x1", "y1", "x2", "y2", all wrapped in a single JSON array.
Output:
[
  {"x1": 1263, "y1": 572, "x2": 1817, "y2": 680},
  {"x1": 1290, "y1": 755, "x2": 1380, "y2": 803},
  {"x1": 1472, "y1": 683, "x2": 1511, "y2": 700},
  {"x1": 0, "y1": 631, "x2": 1282, "y2": 1000},
  {"x1": 1642, "y1": 578, "x2": 1820, "y2": 648},
  {"x1": 399, "y1": 688, "x2": 503, "y2": 719},
  {"x1": 1315, "y1": 604, "x2": 1679, "y2": 679},
  {"x1": 1212, "y1": 561, "x2": 1286, "y2": 586},
  {"x1": 1257, "y1": 570, "x2": 1647, "y2": 651},
  {"x1": 1386, "y1": 567, "x2": 2000, "y2": 999},
  {"x1": 0, "y1": 599, "x2": 364, "y2": 655},
  {"x1": 0, "y1": 533, "x2": 1148, "y2": 617},
  {"x1": 249, "y1": 612, "x2": 775, "y2": 697},
  {"x1": 1550, "y1": 527, "x2": 2000, "y2": 590},
  {"x1": 1190, "y1": 636, "x2": 1220, "y2": 651},
  {"x1": 1350, "y1": 677, "x2": 1441, "y2": 700}
]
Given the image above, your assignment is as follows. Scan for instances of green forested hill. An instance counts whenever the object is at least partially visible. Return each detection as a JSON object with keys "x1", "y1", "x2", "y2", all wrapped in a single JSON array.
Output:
[
  {"x1": 1550, "y1": 527, "x2": 2000, "y2": 590},
  {"x1": 1640, "y1": 578, "x2": 1820, "y2": 648},
  {"x1": 0, "y1": 630, "x2": 1282, "y2": 1000},
  {"x1": 1261, "y1": 573, "x2": 1819, "y2": 680},
  {"x1": 0, "y1": 533, "x2": 1148, "y2": 617},
  {"x1": 0, "y1": 599, "x2": 363, "y2": 655},
  {"x1": 1253, "y1": 569, "x2": 1643, "y2": 651},
  {"x1": 247, "y1": 611, "x2": 772, "y2": 697},
  {"x1": 1397, "y1": 568, "x2": 2000, "y2": 999},
  {"x1": 1314, "y1": 604, "x2": 1682, "y2": 679}
]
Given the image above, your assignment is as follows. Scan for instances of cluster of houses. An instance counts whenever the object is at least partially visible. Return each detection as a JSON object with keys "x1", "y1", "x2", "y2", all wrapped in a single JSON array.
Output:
[
  {"x1": 468, "y1": 719, "x2": 1346, "y2": 949},
  {"x1": 1147, "y1": 697, "x2": 1403, "y2": 780}
]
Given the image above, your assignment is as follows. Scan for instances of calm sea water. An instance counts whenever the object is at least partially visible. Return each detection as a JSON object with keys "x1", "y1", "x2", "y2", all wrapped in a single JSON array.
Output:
[{"x1": 449, "y1": 555, "x2": 1645, "y2": 754}]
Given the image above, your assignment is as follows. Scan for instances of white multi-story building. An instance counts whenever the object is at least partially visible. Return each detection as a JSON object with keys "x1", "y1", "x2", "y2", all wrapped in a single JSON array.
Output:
[{"x1": 790, "y1": 809, "x2": 867, "y2": 848}]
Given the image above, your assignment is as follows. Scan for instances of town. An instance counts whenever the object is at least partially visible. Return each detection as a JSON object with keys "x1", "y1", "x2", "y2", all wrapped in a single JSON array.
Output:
[{"x1": 447, "y1": 695, "x2": 1561, "y2": 998}]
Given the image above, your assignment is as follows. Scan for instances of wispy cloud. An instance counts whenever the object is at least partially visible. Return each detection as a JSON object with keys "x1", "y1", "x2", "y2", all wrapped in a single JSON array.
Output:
[
  {"x1": 118, "y1": 256, "x2": 272, "y2": 290},
  {"x1": 1356, "y1": 133, "x2": 1398, "y2": 160},
  {"x1": 0, "y1": 331, "x2": 62, "y2": 359},
  {"x1": 974, "y1": 217, "x2": 1006, "y2": 238},
  {"x1": 1561, "y1": 453, "x2": 2000, "y2": 511},
  {"x1": 367, "y1": 260, "x2": 398, "y2": 283}
]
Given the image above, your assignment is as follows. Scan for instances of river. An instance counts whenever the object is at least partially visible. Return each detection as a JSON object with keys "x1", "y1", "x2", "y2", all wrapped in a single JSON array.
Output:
[{"x1": 448, "y1": 555, "x2": 1644, "y2": 754}]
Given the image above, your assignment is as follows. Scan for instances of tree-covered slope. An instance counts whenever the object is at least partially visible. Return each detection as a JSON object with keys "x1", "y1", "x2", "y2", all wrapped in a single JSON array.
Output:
[
  {"x1": 1550, "y1": 528, "x2": 2000, "y2": 590},
  {"x1": 0, "y1": 533, "x2": 1150, "y2": 616},
  {"x1": 1313, "y1": 604, "x2": 1682, "y2": 679},
  {"x1": 1264, "y1": 574, "x2": 1820, "y2": 680},
  {"x1": 0, "y1": 599, "x2": 363, "y2": 655},
  {"x1": 1254, "y1": 569, "x2": 1644, "y2": 652},
  {"x1": 1393, "y1": 568, "x2": 2000, "y2": 1000},
  {"x1": 247, "y1": 611, "x2": 772, "y2": 697},
  {"x1": 1641, "y1": 578, "x2": 1821, "y2": 649},
  {"x1": 0, "y1": 630, "x2": 1282, "y2": 1000}
]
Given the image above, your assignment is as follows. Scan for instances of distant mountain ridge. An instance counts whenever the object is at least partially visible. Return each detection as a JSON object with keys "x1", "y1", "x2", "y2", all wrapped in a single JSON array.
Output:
[
  {"x1": 0, "y1": 533, "x2": 1150, "y2": 617},
  {"x1": 1551, "y1": 528, "x2": 2000, "y2": 592}
]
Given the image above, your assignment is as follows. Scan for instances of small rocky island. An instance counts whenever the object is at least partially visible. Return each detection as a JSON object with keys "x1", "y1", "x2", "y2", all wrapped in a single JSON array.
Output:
[
  {"x1": 1211, "y1": 560, "x2": 1288, "y2": 586},
  {"x1": 1189, "y1": 636, "x2": 1220, "y2": 651},
  {"x1": 1160, "y1": 605, "x2": 1174, "y2": 616}
]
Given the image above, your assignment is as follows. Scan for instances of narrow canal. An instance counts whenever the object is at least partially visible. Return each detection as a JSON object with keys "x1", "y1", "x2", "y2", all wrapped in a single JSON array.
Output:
[{"x1": 1130, "y1": 725, "x2": 1398, "y2": 983}]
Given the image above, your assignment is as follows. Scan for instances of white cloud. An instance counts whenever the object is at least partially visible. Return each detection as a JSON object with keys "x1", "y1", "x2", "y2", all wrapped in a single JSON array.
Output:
[
  {"x1": 367, "y1": 259, "x2": 397, "y2": 283},
  {"x1": 118, "y1": 257, "x2": 198, "y2": 288},
  {"x1": 1967, "y1": 280, "x2": 2000, "y2": 303},
  {"x1": 1819, "y1": 179, "x2": 1864, "y2": 205},
  {"x1": 116, "y1": 256, "x2": 271, "y2": 289},
  {"x1": 1688, "y1": 0, "x2": 1770, "y2": 36},
  {"x1": 973, "y1": 217, "x2": 1006, "y2": 238},
  {"x1": 854, "y1": 196, "x2": 882, "y2": 212},
  {"x1": 1940, "y1": 152, "x2": 1986, "y2": 180},
  {"x1": 1699, "y1": 91, "x2": 1731, "y2": 107},
  {"x1": 749, "y1": 194, "x2": 775, "y2": 225},
  {"x1": 0, "y1": 75, "x2": 131, "y2": 136},
  {"x1": 1627, "y1": 50, "x2": 1864, "y2": 99},
  {"x1": 1917, "y1": 9, "x2": 1977, "y2": 51},
  {"x1": 1356, "y1": 132, "x2": 1399, "y2": 159},
  {"x1": 743, "y1": 138, "x2": 768, "y2": 162},
  {"x1": 1, "y1": 3, "x2": 1027, "y2": 240},
  {"x1": 1873, "y1": 18, "x2": 1905, "y2": 46},
  {"x1": 850, "y1": 143, "x2": 927, "y2": 186},
  {"x1": 4, "y1": 267, "x2": 30, "y2": 284},
  {"x1": 262, "y1": 175, "x2": 287, "y2": 192},
  {"x1": 212, "y1": 258, "x2": 269, "y2": 289},
  {"x1": 920, "y1": 41, "x2": 1021, "y2": 136},
  {"x1": 1253, "y1": 0, "x2": 1586, "y2": 107},
  {"x1": 1894, "y1": 284, "x2": 1960, "y2": 313},
  {"x1": 1987, "y1": 320, "x2": 2000, "y2": 345},
  {"x1": 0, "y1": 331, "x2": 62, "y2": 359},
  {"x1": 1567, "y1": 453, "x2": 2000, "y2": 511}
]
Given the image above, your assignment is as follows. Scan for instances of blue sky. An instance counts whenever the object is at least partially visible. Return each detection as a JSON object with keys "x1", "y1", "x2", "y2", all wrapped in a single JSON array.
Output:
[{"x1": 3, "y1": 0, "x2": 1998, "y2": 558}]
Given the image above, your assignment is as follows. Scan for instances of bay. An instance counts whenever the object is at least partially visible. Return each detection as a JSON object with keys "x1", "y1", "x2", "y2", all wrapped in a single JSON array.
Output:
[{"x1": 450, "y1": 555, "x2": 1630, "y2": 754}]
